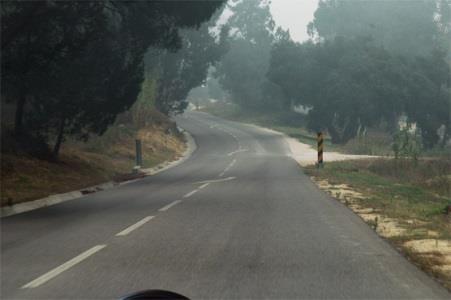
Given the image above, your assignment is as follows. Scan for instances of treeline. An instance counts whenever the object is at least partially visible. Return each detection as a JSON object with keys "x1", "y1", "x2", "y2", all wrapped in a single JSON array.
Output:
[
  {"x1": 3, "y1": 0, "x2": 450, "y2": 160},
  {"x1": 1, "y1": 1, "x2": 225, "y2": 159},
  {"x1": 209, "y1": 0, "x2": 450, "y2": 149},
  {"x1": 269, "y1": 37, "x2": 450, "y2": 147}
]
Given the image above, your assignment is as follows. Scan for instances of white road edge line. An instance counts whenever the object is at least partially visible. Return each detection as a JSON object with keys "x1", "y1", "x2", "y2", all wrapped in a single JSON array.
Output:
[
  {"x1": 115, "y1": 216, "x2": 154, "y2": 236},
  {"x1": 183, "y1": 189, "x2": 198, "y2": 198},
  {"x1": 158, "y1": 200, "x2": 182, "y2": 212},
  {"x1": 21, "y1": 245, "x2": 107, "y2": 289},
  {"x1": 227, "y1": 148, "x2": 248, "y2": 156},
  {"x1": 219, "y1": 166, "x2": 231, "y2": 177},
  {"x1": 198, "y1": 183, "x2": 210, "y2": 189},
  {"x1": 219, "y1": 159, "x2": 237, "y2": 177},
  {"x1": 229, "y1": 158, "x2": 237, "y2": 167}
]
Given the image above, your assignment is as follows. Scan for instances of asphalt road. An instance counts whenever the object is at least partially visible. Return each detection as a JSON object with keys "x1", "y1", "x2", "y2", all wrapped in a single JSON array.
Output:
[{"x1": 1, "y1": 112, "x2": 449, "y2": 299}]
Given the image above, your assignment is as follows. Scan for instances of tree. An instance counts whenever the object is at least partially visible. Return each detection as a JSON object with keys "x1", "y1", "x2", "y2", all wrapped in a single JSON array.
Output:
[
  {"x1": 1, "y1": 0, "x2": 225, "y2": 158},
  {"x1": 403, "y1": 50, "x2": 450, "y2": 148},
  {"x1": 308, "y1": 0, "x2": 444, "y2": 57},
  {"x1": 214, "y1": 0, "x2": 288, "y2": 111},
  {"x1": 146, "y1": 19, "x2": 229, "y2": 115},
  {"x1": 2, "y1": 1, "x2": 106, "y2": 137},
  {"x1": 268, "y1": 34, "x2": 450, "y2": 147},
  {"x1": 207, "y1": 71, "x2": 228, "y2": 102}
]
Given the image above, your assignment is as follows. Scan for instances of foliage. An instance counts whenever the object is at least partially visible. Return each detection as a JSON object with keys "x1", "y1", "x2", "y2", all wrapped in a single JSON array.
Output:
[
  {"x1": 146, "y1": 19, "x2": 229, "y2": 115},
  {"x1": 213, "y1": 0, "x2": 290, "y2": 111},
  {"x1": 392, "y1": 126, "x2": 423, "y2": 160},
  {"x1": 125, "y1": 76, "x2": 159, "y2": 129},
  {"x1": 1, "y1": 0, "x2": 224, "y2": 158},
  {"x1": 308, "y1": 0, "x2": 450, "y2": 57},
  {"x1": 267, "y1": 36, "x2": 450, "y2": 147},
  {"x1": 342, "y1": 130, "x2": 392, "y2": 156}
]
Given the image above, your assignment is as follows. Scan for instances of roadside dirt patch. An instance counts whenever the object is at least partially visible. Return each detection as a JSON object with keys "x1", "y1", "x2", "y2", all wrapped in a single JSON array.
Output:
[
  {"x1": 311, "y1": 176, "x2": 451, "y2": 290},
  {"x1": 313, "y1": 177, "x2": 407, "y2": 238},
  {"x1": 405, "y1": 239, "x2": 451, "y2": 255},
  {"x1": 404, "y1": 239, "x2": 451, "y2": 278},
  {"x1": 287, "y1": 137, "x2": 376, "y2": 166},
  {"x1": 315, "y1": 179, "x2": 366, "y2": 202}
]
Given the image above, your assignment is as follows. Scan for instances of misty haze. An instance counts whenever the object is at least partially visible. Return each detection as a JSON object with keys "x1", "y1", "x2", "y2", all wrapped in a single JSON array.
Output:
[{"x1": 1, "y1": 1, "x2": 450, "y2": 299}]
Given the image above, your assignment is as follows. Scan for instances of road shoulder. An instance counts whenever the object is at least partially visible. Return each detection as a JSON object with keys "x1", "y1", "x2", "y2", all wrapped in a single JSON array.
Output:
[{"x1": 1, "y1": 129, "x2": 196, "y2": 218}]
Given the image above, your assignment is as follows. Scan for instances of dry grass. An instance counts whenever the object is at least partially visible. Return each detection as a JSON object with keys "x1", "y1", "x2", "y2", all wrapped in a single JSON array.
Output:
[
  {"x1": 367, "y1": 158, "x2": 451, "y2": 196},
  {"x1": 342, "y1": 130, "x2": 393, "y2": 156},
  {"x1": 305, "y1": 158, "x2": 451, "y2": 290},
  {"x1": 1, "y1": 120, "x2": 185, "y2": 206}
]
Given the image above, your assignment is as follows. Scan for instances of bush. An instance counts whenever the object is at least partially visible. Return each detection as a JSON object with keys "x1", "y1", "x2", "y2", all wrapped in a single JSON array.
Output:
[
  {"x1": 392, "y1": 126, "x2": 422, "y2": 160},
  {"x1": 343, "y1": 130, "x2": 392, "y2": 155},
  {"x1": 367, "y1": 158, "x2": 451, "y2": 197}
]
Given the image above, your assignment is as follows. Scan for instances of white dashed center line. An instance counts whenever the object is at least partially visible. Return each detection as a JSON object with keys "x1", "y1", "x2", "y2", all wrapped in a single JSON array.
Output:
[
  {"x1": 158, "y1": 200, "x2": 182, "y2": 212},
  {"x1": 196, "y1": 177, "x2": 236, "y2": 184},
  {"x1": 115, "y1": 216, "x2": 154, "y2": 236},
  {"x1": 22, "y1": 245, "x2": 107, "y2": 289}
]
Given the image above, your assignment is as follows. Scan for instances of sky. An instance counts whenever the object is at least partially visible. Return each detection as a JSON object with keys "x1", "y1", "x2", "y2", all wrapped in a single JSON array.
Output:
[
  {"x1": 216, "y1": 0, "x2": 319, "y2": 43},
  {"x1": 269, "y1": 0, "x2": 319, "y2": 42}
]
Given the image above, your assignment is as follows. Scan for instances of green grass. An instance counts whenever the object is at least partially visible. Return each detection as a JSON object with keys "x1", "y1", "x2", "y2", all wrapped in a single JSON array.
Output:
[
  {"x1": 305, "y1": 159, "x2": 451, "y2": 239},
  {"x1": 305, "y1": 158, "x2": 451, "y2": 290}
]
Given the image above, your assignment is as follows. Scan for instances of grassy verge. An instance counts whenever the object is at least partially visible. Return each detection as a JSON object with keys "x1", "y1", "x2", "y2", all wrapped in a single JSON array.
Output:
[
  {"x1": 304, "y1": 158, "x2": 451, "y2": 290},
  {"x1": 201, "y1": 102, "x2": 392, "y2": 155},
  {"x1": 1, "y1": 119, "x2": 185, "y2": 207},
  {"x1": 201, "y1": 103, "x2": 341, "y2": 152}
]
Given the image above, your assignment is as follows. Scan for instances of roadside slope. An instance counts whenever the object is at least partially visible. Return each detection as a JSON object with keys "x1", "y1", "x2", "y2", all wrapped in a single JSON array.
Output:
[{"x1": 1, "y1": 117, "x2": 185, "y2": 207}]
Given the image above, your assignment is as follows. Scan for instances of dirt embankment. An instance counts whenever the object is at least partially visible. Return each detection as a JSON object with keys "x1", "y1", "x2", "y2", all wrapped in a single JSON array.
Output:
[{"x1": 1, "y1": 119, "x2": 186, "y2": 207}]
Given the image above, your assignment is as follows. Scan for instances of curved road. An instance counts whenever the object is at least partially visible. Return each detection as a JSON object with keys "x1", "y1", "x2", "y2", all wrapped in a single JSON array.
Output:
[{"x1": 1, "y1": 112, "x2": 449, "y2": 299}]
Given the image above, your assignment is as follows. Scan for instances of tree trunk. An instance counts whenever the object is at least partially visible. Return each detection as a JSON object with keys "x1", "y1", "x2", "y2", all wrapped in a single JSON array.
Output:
[
  {"x1": 14, "y1": 95, "x2": 26, "y2": 135},
  {"x1": 440, "y1": 125, "x2": 449, "y2": 148},
  {"x1": 52, "y1": 116, "x2": 66, "y2": 160},
  {"x1": 327, "y1": 126, "x2": 341, "y2": 144}
]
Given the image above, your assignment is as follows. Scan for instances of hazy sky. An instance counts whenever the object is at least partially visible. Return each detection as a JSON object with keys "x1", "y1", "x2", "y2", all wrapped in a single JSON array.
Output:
[{"x1": 269, "y1": 0, "x2": 318, "y2": 42}]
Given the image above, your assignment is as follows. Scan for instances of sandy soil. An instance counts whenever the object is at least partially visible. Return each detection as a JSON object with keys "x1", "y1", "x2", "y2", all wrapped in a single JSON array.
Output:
[
  {"x1": 312, "y1": 177, "x2": 451, "y2": 287},
  {"x1": 285, "y1": 136, "x2": 377, "y2": 166},
  {"x1": 314, "y1": 178, "x2": 407, "y2": 238},
  {"x1": 404, "y1": 239, "x2": 451, "y2": 276}
]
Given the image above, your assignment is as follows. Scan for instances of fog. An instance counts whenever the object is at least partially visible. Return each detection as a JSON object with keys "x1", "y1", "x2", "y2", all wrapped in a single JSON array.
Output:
[{"x1": 270, "y1": 0, "x2": 318, "y2": 42}]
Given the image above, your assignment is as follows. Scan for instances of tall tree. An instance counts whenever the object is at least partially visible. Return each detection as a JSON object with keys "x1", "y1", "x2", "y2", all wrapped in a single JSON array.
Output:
[
  {"x1": 308, "y1": 0, "x2": 444, "y2": 57},
  {"x1": 214, "y1": 0, "x2": 287, "y2": 110},
  {"x1": 268, "y1": 35, "x2": 450, "y2": 146},
  {"x1": 146, "y1": 20, "x2": 229, "y2": 115},
  {"x1": 1, "y1": 0, "x2": 225, "y2": 158}
]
